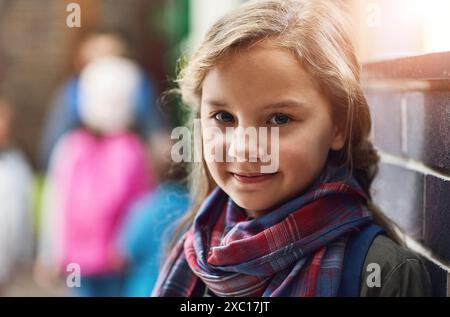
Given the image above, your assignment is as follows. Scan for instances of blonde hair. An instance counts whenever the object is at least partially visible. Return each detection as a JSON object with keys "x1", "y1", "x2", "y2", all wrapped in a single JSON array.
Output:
[{"x1": 169, "y1": 0, "x2": 403, "y2": 248}]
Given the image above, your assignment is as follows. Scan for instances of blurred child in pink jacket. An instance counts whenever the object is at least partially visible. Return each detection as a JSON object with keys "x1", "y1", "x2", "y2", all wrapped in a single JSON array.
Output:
[{"x1": 38, "y1": 56, "x2": 156, "y2": 296}]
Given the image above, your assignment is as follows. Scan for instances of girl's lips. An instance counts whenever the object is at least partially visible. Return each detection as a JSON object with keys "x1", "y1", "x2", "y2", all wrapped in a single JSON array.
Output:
[{"x1": 230, "y1": 172, "x2": 277, "y2": 184}]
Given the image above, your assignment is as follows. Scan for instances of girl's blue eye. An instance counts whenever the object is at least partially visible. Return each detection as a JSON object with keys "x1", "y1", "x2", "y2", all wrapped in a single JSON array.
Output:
[
  {"x1": 214, "y1": 111, "x2": 234, "y2": 123},
  {"x1": 269, "y1": 113, "x2": 291, "y2": 125}
]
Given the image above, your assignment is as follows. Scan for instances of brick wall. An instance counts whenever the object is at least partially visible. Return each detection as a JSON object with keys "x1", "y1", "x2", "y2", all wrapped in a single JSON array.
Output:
[
  {"x1": 0, "y1": 0, "x2": 69, "y2": 167},
  {"x1": 363, "y1": 52, "x2": 450, "y2": 297}
]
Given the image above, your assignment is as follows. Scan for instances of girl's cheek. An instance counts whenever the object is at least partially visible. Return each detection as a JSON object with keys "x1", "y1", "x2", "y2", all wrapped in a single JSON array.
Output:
[
  {"x1": 279, "y1": 140, "x2": 306, "y2": 166},
  {"x1": 278, "y1": 130, "x2": 324, "y2": 167}
]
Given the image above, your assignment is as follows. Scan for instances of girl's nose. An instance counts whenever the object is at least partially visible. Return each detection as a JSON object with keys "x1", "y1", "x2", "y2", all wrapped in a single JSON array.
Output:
[{"x1": 226, "y1": 126, "x2": 268, "y2": 162}]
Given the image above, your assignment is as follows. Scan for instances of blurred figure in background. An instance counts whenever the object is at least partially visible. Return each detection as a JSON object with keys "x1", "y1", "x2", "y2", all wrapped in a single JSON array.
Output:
[
  {"x1": 0, "y1": 98, "x2": 34, "y2": 294},
  {"x1": 39, "y1": 30, "x2": 166, "y2": 170},
  {"x1": 37, "y1": 56, "x2": 157, "y2": 297},
  {"x1": 117, "y1": 156, "x2": 190, "y2": 296}
]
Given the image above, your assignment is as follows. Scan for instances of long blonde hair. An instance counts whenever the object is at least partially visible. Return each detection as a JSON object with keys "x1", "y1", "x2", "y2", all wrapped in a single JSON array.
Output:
[{"x1": 169, "y1": 0, "x2": 403, "y2": 248}]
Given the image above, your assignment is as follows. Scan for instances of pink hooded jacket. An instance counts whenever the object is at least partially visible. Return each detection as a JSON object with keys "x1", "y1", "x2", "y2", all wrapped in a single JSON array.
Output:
[{"x1": 48, "y1": 129, "x2": 155, "y2": 276}]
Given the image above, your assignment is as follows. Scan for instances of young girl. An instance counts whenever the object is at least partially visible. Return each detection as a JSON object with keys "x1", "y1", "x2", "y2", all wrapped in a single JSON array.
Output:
[{"x1": 152, "y1": 0, "x2": 431, "y2": 297}]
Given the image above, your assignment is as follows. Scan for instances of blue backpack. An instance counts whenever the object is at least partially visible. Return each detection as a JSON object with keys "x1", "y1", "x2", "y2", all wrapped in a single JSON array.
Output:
[{"x1": 338, "y1": 224, "x2": 386, "y2": 297}]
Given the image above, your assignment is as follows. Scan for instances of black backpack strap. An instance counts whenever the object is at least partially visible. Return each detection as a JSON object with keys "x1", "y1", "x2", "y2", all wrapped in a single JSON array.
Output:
[{"x1": 338, "y1": 224, "x2": 386, "y2": 297}]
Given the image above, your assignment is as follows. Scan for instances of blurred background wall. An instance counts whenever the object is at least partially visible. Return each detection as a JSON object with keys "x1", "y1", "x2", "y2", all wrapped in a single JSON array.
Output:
[{"x1": 0, "y1": 0, "x2": 191, "y2": 168}]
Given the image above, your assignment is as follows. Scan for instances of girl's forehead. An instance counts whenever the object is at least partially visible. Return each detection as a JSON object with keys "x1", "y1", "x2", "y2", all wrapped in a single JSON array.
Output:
[
  {"x1": 217, "y1": 40, "x2": 297, "y2": 69},
  {"x1": 202, "y1": 44, "x2": 323, "y2": 107}
]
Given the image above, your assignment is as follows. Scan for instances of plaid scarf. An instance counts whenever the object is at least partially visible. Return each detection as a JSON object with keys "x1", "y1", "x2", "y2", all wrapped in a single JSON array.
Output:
[{"x1": 152, "y1": 161, "x2": 372, "y2": 297}]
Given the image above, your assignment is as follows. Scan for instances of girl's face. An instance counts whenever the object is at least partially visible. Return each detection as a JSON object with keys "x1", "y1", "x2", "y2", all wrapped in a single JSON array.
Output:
[{"x1": 200, "y1": 42, "x2": 345, "y2": 218}]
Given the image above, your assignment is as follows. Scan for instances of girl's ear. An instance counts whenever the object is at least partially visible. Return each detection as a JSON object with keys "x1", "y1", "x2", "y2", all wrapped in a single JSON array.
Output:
[{"x1": 330, "y1": 124, "x2": 346, "y2": 151}]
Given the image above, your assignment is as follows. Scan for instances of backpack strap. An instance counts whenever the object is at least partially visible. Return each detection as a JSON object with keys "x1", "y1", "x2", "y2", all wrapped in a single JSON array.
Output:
[{"x1": 338, "y1": 224, "x2": 386, "y2": 297}]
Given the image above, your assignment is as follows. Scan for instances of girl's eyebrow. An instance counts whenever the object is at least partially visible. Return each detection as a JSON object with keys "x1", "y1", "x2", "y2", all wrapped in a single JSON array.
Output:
[
  {"x1": 203, "y1": 99, "x2": 229, "y2": 108},
  {"x1": 203, "y1": 99, "x2": 307, "y2": 110},
  {"x1": 262, "y1": 100, "x2": 307, "y2": 110}
]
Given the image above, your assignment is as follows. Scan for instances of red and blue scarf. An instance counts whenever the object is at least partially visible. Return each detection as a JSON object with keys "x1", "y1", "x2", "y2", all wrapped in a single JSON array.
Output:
[{"x1": 152, "y1": 161, "x2": 373, "y2": 297}]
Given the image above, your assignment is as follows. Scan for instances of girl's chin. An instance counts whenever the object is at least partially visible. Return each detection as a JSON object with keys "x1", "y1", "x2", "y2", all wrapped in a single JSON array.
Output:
[{"x1": 230, "y1": 195, "x2": 278, "y2": 217}]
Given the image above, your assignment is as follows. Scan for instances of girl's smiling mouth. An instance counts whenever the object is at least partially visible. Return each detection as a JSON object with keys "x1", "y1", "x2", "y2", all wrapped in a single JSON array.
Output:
[{"x1": 229, "y1": 171, "x2": 278, "y2": 184}]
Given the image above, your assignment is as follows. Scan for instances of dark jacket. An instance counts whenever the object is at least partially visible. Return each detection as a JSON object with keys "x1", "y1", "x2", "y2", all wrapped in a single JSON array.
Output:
[{"x1": 360, "y1": 235, "x2": 432, "y2": 296}]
